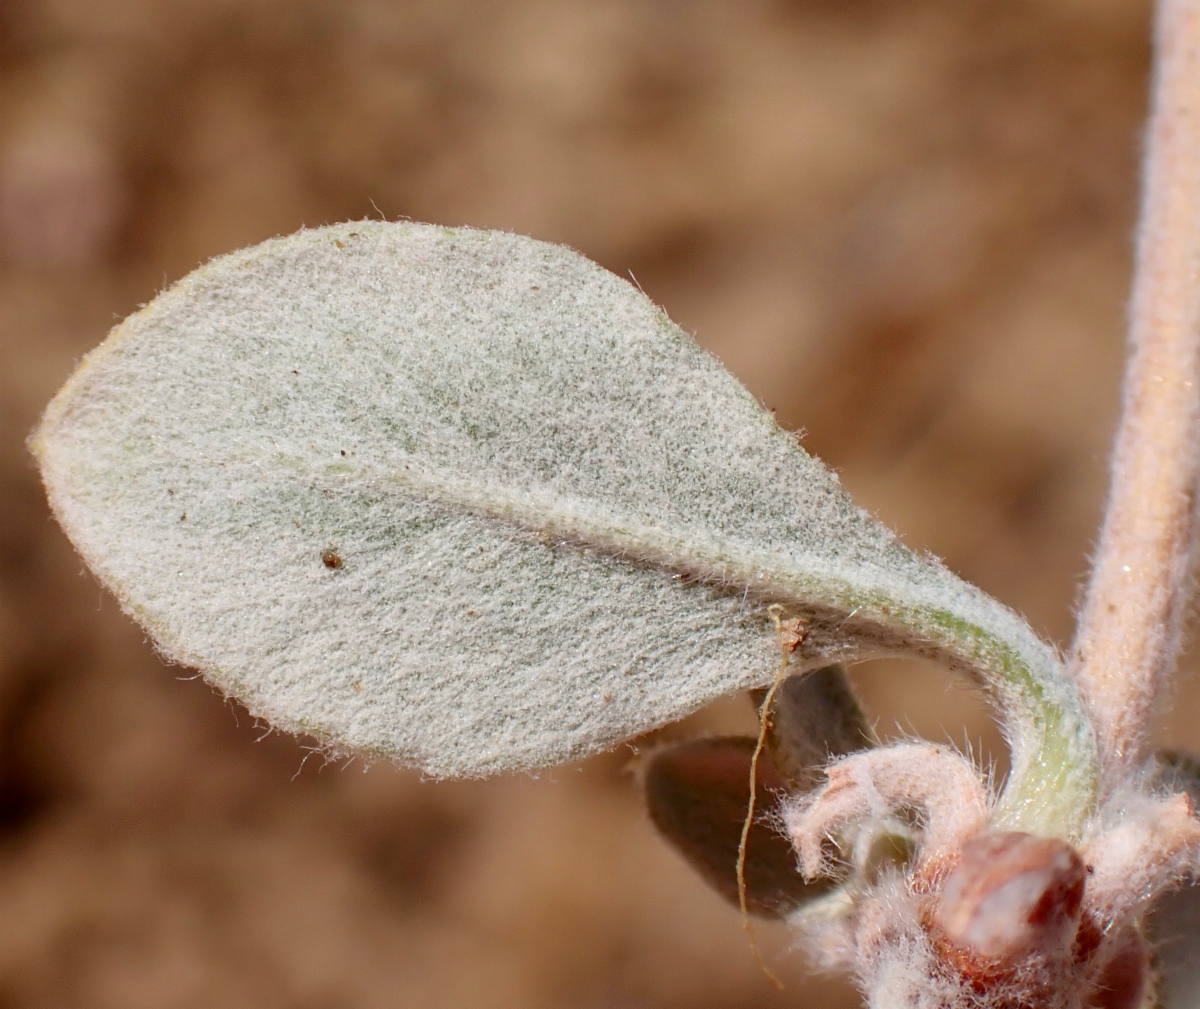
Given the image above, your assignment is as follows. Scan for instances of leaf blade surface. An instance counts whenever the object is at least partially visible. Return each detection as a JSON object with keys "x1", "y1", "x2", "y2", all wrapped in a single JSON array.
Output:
[{"x1": 31, "y1": 221, "x2": 1094, "y2": 823}]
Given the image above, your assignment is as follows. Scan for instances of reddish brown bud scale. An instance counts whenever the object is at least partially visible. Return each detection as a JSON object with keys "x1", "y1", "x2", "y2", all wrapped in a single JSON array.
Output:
[{"x1": 932, "y1": 831, "x2": 1087, "y2": 964}]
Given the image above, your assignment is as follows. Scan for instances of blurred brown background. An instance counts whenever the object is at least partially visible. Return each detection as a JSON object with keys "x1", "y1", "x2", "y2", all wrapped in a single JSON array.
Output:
[{"x1": 0, "y1": 0, "x2": 1186, "y2": 1006}]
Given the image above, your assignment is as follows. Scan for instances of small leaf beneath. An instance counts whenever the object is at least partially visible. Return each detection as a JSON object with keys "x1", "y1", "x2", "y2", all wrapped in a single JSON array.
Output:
[
  {"x1": 643, "y1": 736, "x2": 831, "y2": 918},
  {"x1": 750, "y1": 665, "x2": 875, "y2": 792}
]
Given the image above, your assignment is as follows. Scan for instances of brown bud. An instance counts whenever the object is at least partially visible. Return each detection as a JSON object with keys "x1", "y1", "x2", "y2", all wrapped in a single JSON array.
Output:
[{"x1": 932, "y1": 831, "x2": 1086, "y2": 963}]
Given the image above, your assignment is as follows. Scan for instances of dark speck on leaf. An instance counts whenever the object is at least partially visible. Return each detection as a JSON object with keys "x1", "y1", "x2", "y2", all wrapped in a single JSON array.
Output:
[
  {"x1": 322, "y1": 549, "x2": 343, "y2": 569},
  {"x1": 340, "y1": 449, "x2": 346, "y2": 456}
]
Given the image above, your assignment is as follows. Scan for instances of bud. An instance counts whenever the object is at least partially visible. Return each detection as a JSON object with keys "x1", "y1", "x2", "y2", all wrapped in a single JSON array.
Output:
[{"x1": 932, "y1": 830, "x2": 1086, "y2": 963}]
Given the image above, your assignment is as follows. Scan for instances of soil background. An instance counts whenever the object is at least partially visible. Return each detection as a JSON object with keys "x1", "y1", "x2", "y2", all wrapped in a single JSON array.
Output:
[{"x1": 0, "y1": 1, "x2": 1188, "y2": 1007}]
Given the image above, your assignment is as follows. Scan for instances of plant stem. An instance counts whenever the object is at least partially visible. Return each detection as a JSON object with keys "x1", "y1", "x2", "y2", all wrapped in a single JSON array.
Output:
[{"x1": 1070, "y1": 0, "x2": 1200, "y2": 794}]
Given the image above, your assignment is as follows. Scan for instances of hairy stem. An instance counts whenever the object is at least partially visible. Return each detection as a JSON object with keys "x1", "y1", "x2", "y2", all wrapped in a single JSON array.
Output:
[{"x1": 1071, "y1": 0, "x2": 1200, "y2": 792}]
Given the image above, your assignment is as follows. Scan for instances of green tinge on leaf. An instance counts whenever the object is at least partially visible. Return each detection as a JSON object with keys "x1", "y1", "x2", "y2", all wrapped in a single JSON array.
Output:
[{"x1": 29, "y1": 221, "x2": 1095, "y2": 835}]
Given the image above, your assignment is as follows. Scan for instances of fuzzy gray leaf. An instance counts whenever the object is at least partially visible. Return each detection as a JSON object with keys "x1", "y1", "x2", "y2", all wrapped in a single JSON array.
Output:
[{"x1": 31, "y1": 221, "x2": 1091, "y2": 812}]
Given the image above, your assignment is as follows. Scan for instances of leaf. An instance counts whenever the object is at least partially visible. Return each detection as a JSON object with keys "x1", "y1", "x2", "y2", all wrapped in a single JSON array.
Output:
[
  {"x1": 641, "y1": 735, "x2": 833, "y2": 918},
  {"x1": 751, "y1": 664, "x2": 876, "y2": 792},
  {"x1": 644, "y1": 670, "x2": 876, "y2": 917},
  {"x1": 30, "y1": 221, "x2": 1094, "y2": 830}
]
